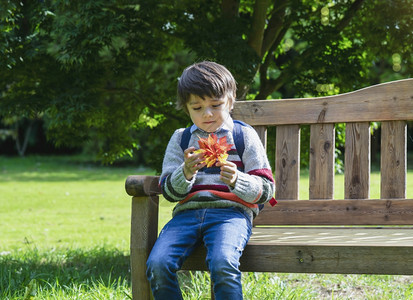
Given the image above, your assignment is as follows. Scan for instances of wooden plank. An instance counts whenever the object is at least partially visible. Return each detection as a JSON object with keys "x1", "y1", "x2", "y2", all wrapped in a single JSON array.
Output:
[
  {"x1": 381, "y1": 121, "x2": 407, "y2": 199},
  {"x1": 253, "y1": 125, "x2": 267, "y2": 149},
  {"x1": 231, "y1": 78, "x2": 413, "y2": 126},
  {"x1": 249, "y1": 227, "x2": 413, "y2": 246},
  {"x1": 253, "y1": 199, "x2": 413, "y2": 226},
  {"x1": 182, "y1": 227, "x2": 413, "y2": 275},
  {"x1": 126, "y1": 175, "x2": 161, "y2": 197},
  {"x1": 130, "y1": 196, "x2": 158, "y2": 300},
  {"x1": 345, "y1": 123, "x2": 370, "y2": 199},
  {"x1": 240, "y1": 244, "x2": 413, "y2": 275},
  {"x1": 309, "y1": 124, "x2": 335, "y2": 199},
  {"x1": 275, "y1": 125, "x2": 300, "y2": 200}
]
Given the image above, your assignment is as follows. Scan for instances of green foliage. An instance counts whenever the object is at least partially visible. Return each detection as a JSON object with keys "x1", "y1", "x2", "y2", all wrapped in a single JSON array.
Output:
[
  {"x1": 169, "y1": 0, "x2": 261, "y2": 94},
  {"x1": 1, "y1": 0, "x2": 411, "y2": 169},
  {"x1": 0, "y1": 1, "x2": 191, "y2": 164}
]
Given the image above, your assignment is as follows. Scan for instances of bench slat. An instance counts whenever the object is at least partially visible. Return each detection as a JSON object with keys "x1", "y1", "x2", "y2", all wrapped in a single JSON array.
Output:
[
  {"x1": 381, "y1": 121, "x2": 407, "y2": 199},
  {"x1": 253, "y1": 125, "x2": 267, "y2": 149},
  {"x1": 182, "y1": 227, "x2": 413, "y2": 275},
  {"x1": 232, "y1": 78, "x2": 413, "y2": 126},
  {"x1": 249, "y1": 227, "x2": 413, "y2": 246},
  {"x1": 309, "y1": 124, "x2": 335, "y2": 199},
  {"x1": 345, "y1": 122, "x2": 371, "y2": 199},
  {"x1": 275, "y1": 125, "x2": 300, "y2": 200},
  {"x1": 253, "y1": 199, "x2": 413, "y2": 225}
]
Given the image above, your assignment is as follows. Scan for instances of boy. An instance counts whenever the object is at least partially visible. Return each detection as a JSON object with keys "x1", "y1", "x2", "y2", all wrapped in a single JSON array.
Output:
[{"x1": 146, "y1": 61, "x2": 275, "y2": 299}]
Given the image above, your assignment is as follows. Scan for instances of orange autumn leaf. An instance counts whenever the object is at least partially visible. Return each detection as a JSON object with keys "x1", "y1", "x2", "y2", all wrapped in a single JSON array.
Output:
[{"x1": 194, "y1": 133, "x2": 234, "y2": 167}]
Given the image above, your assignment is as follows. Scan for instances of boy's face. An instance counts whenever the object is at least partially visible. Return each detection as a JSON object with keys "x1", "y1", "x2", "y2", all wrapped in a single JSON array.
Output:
[{"x1": 186, "y1": 94, "x2": 233, "y2": 133}]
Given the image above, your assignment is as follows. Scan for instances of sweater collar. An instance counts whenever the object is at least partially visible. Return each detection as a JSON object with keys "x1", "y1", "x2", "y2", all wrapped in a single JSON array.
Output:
[{"x1": 190, "y1": 116, "x2": 234, "y2": 134}]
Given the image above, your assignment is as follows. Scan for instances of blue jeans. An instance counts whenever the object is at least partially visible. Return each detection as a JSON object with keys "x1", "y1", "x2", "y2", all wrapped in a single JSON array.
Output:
[{"x1": 146, "y1": 207, "x2": 252, "y2": 300}]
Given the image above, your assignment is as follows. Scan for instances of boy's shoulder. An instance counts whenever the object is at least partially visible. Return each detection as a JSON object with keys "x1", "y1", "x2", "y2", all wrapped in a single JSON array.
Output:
[
  {"x1": 167, "y1": 128, "x2": 186, "y2": 147},
  {"x1": 233, "y1": 119, "x2": 252, "y2": 128},
  {"x1": 170, "y1": 127, "x2": 187, "y2": 139},
  {"x1": 233, "y1": 119, "x2": 254, "y2": 136}
]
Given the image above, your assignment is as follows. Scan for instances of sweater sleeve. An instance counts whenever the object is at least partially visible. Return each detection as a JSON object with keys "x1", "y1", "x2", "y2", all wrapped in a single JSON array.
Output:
[
  {"x1": 230, "y1": 126, "x2": 275, "y2": 204},
  {"x1": 159, "y1": 129, "x2": 196, "y2": 202}
]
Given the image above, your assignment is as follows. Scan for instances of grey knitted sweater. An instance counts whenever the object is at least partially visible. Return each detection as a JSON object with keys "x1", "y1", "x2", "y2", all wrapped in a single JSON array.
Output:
[{"x1": 160, "y1": 118, "x2": 275, "y2": 220}]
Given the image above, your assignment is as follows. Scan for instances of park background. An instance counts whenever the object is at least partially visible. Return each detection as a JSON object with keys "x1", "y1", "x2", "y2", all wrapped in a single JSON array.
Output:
[{"x1": 1, "y1": 0, "x2": 412, "y2": 299}]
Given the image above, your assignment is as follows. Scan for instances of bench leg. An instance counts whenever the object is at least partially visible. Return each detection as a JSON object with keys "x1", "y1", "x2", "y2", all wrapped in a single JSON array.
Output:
[
  {"x1": 130, "y1": 196, "x2": 159, "y2": 300},
  {"x1": 210, "y1": 279, "x2": 215, "y2": 300}
]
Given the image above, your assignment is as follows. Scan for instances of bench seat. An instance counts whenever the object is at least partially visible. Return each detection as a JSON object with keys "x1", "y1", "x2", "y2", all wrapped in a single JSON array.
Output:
[{"x1": 182, "y1": 226, "x2": 413, "y2": 275}]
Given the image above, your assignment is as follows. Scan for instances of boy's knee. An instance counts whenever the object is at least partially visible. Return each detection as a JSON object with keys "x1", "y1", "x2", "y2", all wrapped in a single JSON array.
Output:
[
  {"x1": 208, "y1": 255, "x2": 240, "y2": 278},
  {"x1": 147, "y1": 257, "x2": 171, "y2": 287},
  {"x1": 147, "y1": 252, "x2": 181, "y2": 279},
  {"x1": 147, "y1": 255, "x2": 168, "y2": 274}
]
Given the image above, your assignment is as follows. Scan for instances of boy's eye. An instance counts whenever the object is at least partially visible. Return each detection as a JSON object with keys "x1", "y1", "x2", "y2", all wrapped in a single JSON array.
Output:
[
  {"x1": 212, "y1": 103, "x2": 223, "y2": 108},
  {"x1": 192, "y1": 107, "x2": 201, "y2": 111}
]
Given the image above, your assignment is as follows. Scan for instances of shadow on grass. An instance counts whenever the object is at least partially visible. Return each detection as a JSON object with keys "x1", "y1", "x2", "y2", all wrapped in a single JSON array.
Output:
[
  {"x1": 0, "y1": 155, "x2": 154, "y2": 182},
  {"x1": 0, "y1": 247, "x2": 131, "y2": 298}
]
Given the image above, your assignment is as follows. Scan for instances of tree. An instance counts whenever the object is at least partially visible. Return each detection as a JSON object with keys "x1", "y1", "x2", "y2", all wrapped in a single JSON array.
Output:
[
  {"x1": 1, "y1": 0, "x2": 191, "y2": 165},
  {"x1": 170, "y1": 0, "x2": 412, "y2": 99},
  {"x1": 1, "y1": 0, "x2": 411, "y2": 170}
]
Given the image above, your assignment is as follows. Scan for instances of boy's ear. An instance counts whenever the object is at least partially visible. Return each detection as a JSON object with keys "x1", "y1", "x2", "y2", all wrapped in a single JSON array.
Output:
[{"x1": 228, "y1": 98, "x2": 235, "y2": 111}]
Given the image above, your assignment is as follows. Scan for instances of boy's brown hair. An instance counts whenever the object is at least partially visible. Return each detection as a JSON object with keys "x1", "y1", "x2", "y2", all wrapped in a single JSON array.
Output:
[{"x1": 177, "y1": 61, "x2": 237, "y2": 113}]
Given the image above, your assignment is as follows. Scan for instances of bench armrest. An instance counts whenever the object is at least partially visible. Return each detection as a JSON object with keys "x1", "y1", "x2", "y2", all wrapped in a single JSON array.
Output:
[
  {"x1": 126, "y1": 175, "x2": 160, "y2": 299},
  {"x1": 125, "y1": 175, "x2": 161, "y2": 197}
]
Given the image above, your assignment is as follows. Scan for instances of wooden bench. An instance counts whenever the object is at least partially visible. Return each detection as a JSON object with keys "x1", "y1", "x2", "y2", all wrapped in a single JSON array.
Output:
[{"x1": 125, "y1": 78, "x2": 413, "y2": 299}]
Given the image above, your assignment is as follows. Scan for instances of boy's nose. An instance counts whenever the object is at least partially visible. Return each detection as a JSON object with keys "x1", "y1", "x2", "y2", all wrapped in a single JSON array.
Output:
[{"x1": 203, "y1": 108, "x2": 213, "y2": 117}]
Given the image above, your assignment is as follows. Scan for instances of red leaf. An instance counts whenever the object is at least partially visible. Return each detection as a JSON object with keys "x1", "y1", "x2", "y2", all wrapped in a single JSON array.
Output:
[{"x1": 195, "y1": 133, "x2": 234, "y2": 167}]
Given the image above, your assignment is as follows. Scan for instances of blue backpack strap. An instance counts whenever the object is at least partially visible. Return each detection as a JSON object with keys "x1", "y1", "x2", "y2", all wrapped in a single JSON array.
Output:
[
  {"x1": 232, "y1": 120, "x2": 252, "y2": 159},
  {"x1": 180, "y1": 126, "x2": 192, "y2": 152},
  {"x1": 233, "y1": 120, "x2": 266, "y2": 211}
]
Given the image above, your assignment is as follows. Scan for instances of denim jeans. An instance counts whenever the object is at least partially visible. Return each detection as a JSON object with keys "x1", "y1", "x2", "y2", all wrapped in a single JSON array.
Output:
[{"x1": 146, "y1": 207, "x2": 252, "y2": 300}]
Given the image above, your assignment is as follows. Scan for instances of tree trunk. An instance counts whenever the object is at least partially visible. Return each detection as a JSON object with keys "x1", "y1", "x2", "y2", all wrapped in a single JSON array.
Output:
[
  {"x1": 15, "y1": 120, "x2": 34, "y2": 157},
  {"x1": 256, "y1": 0, "x2": 366, "y2": 100}
]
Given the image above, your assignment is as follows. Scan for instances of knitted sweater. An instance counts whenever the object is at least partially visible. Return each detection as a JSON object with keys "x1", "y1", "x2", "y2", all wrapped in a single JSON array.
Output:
[{"x1": 160, "y1": 118, "x2": 275, "y2": 220}]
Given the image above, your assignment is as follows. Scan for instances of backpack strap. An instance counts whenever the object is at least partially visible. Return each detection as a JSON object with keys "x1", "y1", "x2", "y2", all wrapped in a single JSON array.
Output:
[
  {"x1": 180, "y1": 126, "x2": 192, "y2": 152},
  {"x1": 232, "y1": 120, "x2": 252, "y2": 159},
  {"x1": 232, "y1": 121, "x2": 266, "y2": 210}
]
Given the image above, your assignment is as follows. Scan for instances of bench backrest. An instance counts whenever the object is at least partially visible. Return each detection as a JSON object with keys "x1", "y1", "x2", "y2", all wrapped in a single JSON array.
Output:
[{"x1": 231, "y1": 78, "x2": 413, "y2": 226}]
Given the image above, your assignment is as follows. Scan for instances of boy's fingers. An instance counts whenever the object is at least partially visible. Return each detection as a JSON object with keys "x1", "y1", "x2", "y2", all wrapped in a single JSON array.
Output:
[
  {"x1": 184, "y1": 147, "x2": 196, "y2": 155},
  {"x1": 218, "y1": 160, "x2": 236, "y2": 168},
  {"x1": 220, "y1": 164, "x2": 235, "y2": 173}
]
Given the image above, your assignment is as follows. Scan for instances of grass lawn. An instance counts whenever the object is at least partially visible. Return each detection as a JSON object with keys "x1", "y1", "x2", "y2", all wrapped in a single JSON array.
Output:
[{"x1": 1, "y1": 155, "x2": 413, "y2": 299}]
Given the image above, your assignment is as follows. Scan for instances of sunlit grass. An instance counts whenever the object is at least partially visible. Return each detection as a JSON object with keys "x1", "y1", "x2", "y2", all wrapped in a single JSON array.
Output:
[
  {"x1": 176, "y1": 271, "x2": 413, "y2": 299},
  {"x1": 0, "y1": 155, "x2": 153, "y2": 251},
  {"x1": 0, "y1": 247, "x2": 131, "y2": 299},
  {"x1": 1, "y1": 155, "x2": 412, "y2": 299},
  {"x1": 299, "y1": 169, "x2": 413, "y2": 200}
]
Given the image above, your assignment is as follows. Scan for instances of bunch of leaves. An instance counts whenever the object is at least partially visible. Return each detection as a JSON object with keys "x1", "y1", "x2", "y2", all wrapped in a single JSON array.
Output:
[{"x1": 195, "y1": 133, "x2": 233, "y2": 167}]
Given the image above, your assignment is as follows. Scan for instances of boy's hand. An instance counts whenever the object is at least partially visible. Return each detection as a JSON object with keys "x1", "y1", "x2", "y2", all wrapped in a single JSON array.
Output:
[
  {"x1": 217, "y1": 161, "x2": 238, "y2": 188},
  {"x1": 183, "y1": 147, "x2": 205, "y2": 180}
]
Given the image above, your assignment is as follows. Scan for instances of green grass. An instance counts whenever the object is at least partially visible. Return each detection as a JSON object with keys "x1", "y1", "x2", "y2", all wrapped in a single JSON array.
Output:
[
  {"x1": 0, "y1": 155, "x2": 153, "y2": 251},
  {"x1": 298, "y1": 169, "x2": 413, "y2": 200},
  {"x1": 0, "y1": 247, "x2": 131, "y2": 299},
  {"x1": 1, "y1": 155, "x2": 413, "y2": 299}
]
